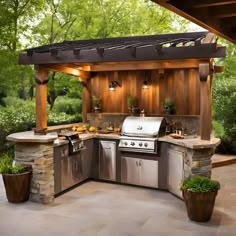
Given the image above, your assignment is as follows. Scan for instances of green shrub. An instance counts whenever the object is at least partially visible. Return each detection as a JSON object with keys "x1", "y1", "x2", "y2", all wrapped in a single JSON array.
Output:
[
  {"x1": 0, "y1": 153, "x2": 28, "y2": 174},
  {"x1": 0, "y1": 103, "x2": 36, "y2": 133},
  {"x1": 180, "y1": 176, "x2": 220, "y2": 193},
  {"x1": 213, "y1": 77, "x2": 236, "y2": 140},
  {"x1": 47, "y1": 110, "x2": 81, "y2": 126},
  {"x1": 216, "y1": 136, "x2": 236, "y2": 154},
  {"x1": 54, "y1": 97, "x2": 82, "y2": 115},
  {"x1": 212, "y1": 120, "x2": 224, "y2": 138},
  {"x1": 2, "y1": 96, "x2": 35, "y2": 109},
  {"x1": 0, "y1": 96, "x2": 82, "y2": 155}
]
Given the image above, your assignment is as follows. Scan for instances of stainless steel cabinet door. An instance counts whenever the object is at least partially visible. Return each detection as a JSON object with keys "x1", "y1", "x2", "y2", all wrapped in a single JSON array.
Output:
[
  {"x1": 99, "y1": 141, "x2": 116, "y2": 181},
  {"x1": 139, "y1": 159, "x2": 158, "y2": 188},
  {"x1": 61, "y1": 155, "x2": 73, "y2": 191},
  {"x1": 81, "y1": 140, "x2": 93, "y2": 180},
  {"x1": 121, "y1": 157, "x2": 139, "y2": 185},
  {"x1": 168, "y1": 149, "x2": 184, "y2": 198},
  {"x1": 72, "y1": 153, "x2": 83, "y2": 184}
]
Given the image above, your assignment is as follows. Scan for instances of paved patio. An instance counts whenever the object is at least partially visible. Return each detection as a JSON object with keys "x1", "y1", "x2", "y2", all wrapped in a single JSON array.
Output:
[{"x1": 0, "y1": 163, "x2": 236, "y2": 236}]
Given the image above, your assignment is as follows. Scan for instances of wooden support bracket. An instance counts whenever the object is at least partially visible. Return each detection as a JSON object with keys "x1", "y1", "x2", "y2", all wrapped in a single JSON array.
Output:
[
  {"x1": 130, "y1": 47, "x2": 136, "y2": 58},
  {"x1": 97, "y1": 47, "x2": 104, "y2": 57},
  {"x1": 199, "y1": 63, "x2": 210, "y2": 81}
]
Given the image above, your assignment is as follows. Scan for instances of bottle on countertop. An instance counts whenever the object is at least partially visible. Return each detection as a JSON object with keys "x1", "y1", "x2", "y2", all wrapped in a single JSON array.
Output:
[{"x1": 140, "y1": 109, "x2": 145, "y2": 117}]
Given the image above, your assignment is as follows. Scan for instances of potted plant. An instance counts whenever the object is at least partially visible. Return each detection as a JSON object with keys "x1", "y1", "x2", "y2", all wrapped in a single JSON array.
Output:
[
  {"x1": 181, "y1": 175, "x2": 220, "y2": 222},
  {"x1": 127, "y1": 94, "x2": 136, "y2": 113},
  {"x1": 0, "y1": 153, "x2": 32, "y2": 203},
  {"x1": 163, "y1": 98, "x2": 176, "y2": 114},
  {"x1": 92, "y1": 95, "x2": 101, "y2": 113}
]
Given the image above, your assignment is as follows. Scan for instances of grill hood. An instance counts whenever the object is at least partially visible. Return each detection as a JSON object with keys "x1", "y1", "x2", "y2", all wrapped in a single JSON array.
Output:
[{"x1": 121, "y1": 116, "x2": 166, "y2": 138}]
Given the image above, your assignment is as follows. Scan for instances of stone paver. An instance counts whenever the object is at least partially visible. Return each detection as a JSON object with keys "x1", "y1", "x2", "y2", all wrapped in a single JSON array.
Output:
[{"x1": 0, "y1": 164, "x2": 236, "y2": 236}]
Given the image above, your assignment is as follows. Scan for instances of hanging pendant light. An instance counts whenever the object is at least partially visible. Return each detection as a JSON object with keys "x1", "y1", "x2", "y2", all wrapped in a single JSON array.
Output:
[{"x1": 143, "y1": 73, "x2": 149, "y2": 89}]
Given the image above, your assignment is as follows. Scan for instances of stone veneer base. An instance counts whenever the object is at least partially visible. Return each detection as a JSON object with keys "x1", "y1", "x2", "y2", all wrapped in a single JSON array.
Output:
[{"x1": 14, "y1": 142, "x2": 55, "y2": 204}]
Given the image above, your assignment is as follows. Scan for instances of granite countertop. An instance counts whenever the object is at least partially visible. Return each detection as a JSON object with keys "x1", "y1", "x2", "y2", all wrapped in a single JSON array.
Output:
[
  {"x1": 7, "y1": 131, "x2": 58, "y2": 143},
  {"x1": 7, "y1": 130, "x2": 220, "y2": 149},
  {"x1": 6, "y1": 130, "x2": 121, "y2": 143},
  {"x1": 159, "y1": 136, "x2": 221, "y2": 149}
]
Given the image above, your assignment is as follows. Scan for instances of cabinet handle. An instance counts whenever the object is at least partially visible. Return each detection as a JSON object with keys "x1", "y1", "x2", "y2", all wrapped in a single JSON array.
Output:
[
  {"x1": 139, "y1": 160, "x2": 142, "y2": 166},
  {"x1": 136, "y1": 161, "x2": 139, "y2": 166},
  {"x1": 104, "y1": 147, "x2": 111, "y2": 149}
]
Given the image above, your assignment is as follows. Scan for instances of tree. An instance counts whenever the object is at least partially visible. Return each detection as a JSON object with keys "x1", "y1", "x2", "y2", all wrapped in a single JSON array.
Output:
[
  {"x1": 32, "y1": 0, "x2": 189, "y2": 45},
  {"x1": 0, "y1": 0, "x2": 43, "y2": 51}
]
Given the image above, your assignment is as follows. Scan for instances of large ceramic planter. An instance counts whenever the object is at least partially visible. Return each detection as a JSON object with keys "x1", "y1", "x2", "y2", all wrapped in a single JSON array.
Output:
[
  {"x1": 182, "y1": 190, "x2": 218, "y2": 222},
  {"x1": 2, "y1": 171, "x2": 32, "y2": 203}
]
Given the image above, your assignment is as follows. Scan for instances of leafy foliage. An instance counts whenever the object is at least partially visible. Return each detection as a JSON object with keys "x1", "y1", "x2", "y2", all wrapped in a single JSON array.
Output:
[
  {"x1": 127, "y1": 94, "x2": 136, "y2": 109},
  {"x1": 212, "y1": 40, "x2": 236, "y2": 152},
  {"x1": 163, "y1": 98, "x2": 176, "y2": 114},
  {"x1": 0, "y1": 97, "x2": 81, "y2": 154},
  {"x1": 181, "y1": 176, "x2": 220, "y2": 193},
  {"x1": 0, "y1": 153, "x2": 28, "y2": 174},
  {"x1": 53, "y1": 97, "x2": 82, "y2": 116}
]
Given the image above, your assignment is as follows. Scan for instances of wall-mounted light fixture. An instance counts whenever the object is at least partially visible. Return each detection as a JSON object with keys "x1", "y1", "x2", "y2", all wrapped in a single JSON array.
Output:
[
  {"x1": 159, "y1": 69, "x2": 165, "y2": 79},
  {"x1": 143, "y1": 72, "x2": 149, "y2": 89},
  {"x1": 109, "y1": 80, "x2": 121, "y2": 91}
]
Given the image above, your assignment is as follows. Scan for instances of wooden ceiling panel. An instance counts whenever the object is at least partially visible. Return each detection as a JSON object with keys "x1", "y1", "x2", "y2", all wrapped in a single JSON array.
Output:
[
  {"x1": 152, "y1": 0, "x2": 236, "y2": 44},
  {"x1": 192, "y1": 0, "x2": 236, "y2": 8}
]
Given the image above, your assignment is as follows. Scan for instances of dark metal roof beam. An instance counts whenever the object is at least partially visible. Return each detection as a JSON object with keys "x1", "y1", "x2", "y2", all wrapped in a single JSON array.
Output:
[
  {"x1": 19, "y1": 43, "x2": 226, "y2": 65},
  {"x1": 25, "y1": 32, "x2": 208, "y2": 52}
]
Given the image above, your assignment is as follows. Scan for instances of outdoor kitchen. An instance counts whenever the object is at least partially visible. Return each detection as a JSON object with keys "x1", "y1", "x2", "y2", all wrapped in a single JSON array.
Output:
[{"x1": 6, "y1": 31, "x2": 225, "y2": 204}]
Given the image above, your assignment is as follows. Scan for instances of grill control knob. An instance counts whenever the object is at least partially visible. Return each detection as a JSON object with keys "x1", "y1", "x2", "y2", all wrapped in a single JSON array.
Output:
[
  {"x1": 131, "y1": 142, "x2": 135, "y2": 146},
  {"x1": 139, "y1": 142, "x2": 143, "y2": 147},
  {"x1": 144, "y1": 143, "x2": 148, "y2": 147},
  {"x1": 124, "y1": 142, "x2": 128, "y2": 146}
]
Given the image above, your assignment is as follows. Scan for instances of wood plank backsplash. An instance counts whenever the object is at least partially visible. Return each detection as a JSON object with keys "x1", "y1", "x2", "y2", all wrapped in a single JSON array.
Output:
[{"x1": 88, "y1": 69, "x2": 201, "y2": 115}]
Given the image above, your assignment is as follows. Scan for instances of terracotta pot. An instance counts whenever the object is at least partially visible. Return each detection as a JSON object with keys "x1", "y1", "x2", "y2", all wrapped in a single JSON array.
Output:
[
  {"x1": 2, "y1": 171, "x2": 32, "y2": 203},
  {"x1": 182, "y1": 190, "x2": 218, "y2": 222}
]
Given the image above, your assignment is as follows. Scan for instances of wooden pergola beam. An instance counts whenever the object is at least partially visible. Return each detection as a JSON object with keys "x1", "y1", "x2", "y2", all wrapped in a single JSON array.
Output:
[
  {"x1": 82, "y1": 59, "x2": 206, "y2": 71},
  {"x1": 41, "y1": 64, "x2": 90, "y2": 80}
]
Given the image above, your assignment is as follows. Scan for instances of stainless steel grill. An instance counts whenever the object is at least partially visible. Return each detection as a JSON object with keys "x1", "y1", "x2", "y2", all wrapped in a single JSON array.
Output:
[
  {"x1": 118, "y1": 116, "x2": 166, "y2": 153},
  {"x1": 58, "y1": 131, "x2": 85, "y2": 154}
]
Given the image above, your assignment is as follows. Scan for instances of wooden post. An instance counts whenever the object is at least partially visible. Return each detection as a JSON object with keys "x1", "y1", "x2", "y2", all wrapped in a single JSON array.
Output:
[
  {"x1": 34, "y1": 66, "x2": 49, "y2": 135},
  {"x1": 80, "y1": 73, "x2": 91, "y2": 123},
  {"x1": 199, "y1": 63, "x2": 211, "y2": 140}
]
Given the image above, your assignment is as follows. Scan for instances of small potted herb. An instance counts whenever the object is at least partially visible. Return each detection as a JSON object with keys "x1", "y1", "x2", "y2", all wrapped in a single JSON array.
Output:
[
  {"x1": 92, "y1": 95, "x2": 102, "y2": 113},
  {"x1": 127, "y1": 94, "x2": 136, "y2": 113},
  {"x1": 0, "y1": 153, "x2": 32, "y2": 203},
  {"x1": 180, "y1": 175, "x2": 220, "y2": 222},
  {"x1": 163, "y1": 98, "x2": 176, "y2": 114}
]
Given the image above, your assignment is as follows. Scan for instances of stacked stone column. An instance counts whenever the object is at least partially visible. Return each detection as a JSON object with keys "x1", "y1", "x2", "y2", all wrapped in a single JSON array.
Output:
[
  {"x1": 183, "y1": 147, "x2": 214, "y2": 178},
  {"x1": 14, "y1": 142, "x2": 54, "y2": 204}
]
